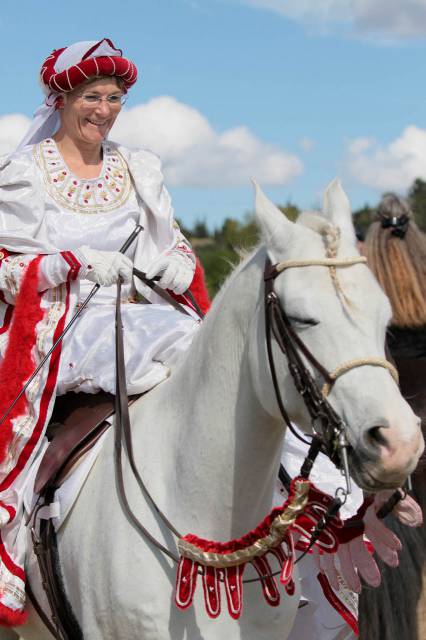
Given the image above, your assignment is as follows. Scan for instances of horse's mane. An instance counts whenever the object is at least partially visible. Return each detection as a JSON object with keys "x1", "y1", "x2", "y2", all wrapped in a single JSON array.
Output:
[{"x1": 364, "y1": 196, "x2": 426, "y2": 328}]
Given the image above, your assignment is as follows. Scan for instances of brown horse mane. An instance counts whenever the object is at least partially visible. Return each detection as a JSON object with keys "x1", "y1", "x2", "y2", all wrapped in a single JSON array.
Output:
[{"x1": 364, "y1": 194, "x2": 426, "y2": 328}]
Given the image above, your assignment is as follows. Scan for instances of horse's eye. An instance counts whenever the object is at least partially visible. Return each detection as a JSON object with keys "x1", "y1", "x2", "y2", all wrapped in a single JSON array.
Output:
[{"x1": 287, "y1": 315, "x2": 319, "y2": 328}]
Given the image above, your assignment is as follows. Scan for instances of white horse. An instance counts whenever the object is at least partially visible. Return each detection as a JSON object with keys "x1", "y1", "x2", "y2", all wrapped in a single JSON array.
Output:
[{"x1": 9, "y1": 180, "x2": 424, "y2": 640}]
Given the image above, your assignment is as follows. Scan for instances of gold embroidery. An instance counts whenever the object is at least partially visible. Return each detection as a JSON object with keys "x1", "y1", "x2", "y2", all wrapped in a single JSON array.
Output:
[{"x1": 34, "y1": 139, "x2": 132, "y2": 214}]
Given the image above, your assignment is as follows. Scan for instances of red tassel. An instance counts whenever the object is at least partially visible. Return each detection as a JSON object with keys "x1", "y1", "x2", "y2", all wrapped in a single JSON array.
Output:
[
  {"x1": 175, "y1": 557, "x2": 199, "y2": 610},
  {"x1": 269, "y1": 536, "x2": 296, "y2": 596},
  {"x1": 202, "y1": 566, "x2": 221, "y2": 618},
  {"x1": 0, "y1": 601, "x2": 28, "y2": 627},
  {"x1": 251, "y1": 556, "x2": 280, "y2": 607},
  {"x1": 224, "y1": 564, "x2": 245, "y2": 619}
]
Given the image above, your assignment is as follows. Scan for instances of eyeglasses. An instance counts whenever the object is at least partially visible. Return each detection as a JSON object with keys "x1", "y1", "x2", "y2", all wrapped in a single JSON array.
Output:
[{"x1": 77, "y1": 93, "x2": 127, "y2": 108}]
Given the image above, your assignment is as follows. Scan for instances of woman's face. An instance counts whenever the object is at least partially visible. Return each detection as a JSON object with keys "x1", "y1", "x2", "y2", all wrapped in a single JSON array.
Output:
[{"x1": 59, "y1": 78, "x2": 123, "y2": 145}]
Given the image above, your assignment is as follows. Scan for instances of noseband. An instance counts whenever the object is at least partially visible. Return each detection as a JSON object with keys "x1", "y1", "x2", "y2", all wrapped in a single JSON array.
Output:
[{"x1": 264, "y1": 256, "x2": 399, "y2": 488}]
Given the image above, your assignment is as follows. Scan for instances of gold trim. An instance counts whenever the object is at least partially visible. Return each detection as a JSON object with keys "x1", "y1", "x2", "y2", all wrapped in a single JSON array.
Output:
[
  {"x1": 34, "y1": 141, "x2": 132, "y2": 214},
  {"x1": 177, "y1": 479, "x2": 310, "y2": 568}
]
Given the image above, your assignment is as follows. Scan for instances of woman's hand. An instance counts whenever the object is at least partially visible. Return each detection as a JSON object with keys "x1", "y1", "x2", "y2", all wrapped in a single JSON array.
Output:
[
  {"x1": 145, "y1": 252, "x2": 194, "y2": 295},
  {"x1": 75, "y1": 246, "x2": 133, "y2": 287}
]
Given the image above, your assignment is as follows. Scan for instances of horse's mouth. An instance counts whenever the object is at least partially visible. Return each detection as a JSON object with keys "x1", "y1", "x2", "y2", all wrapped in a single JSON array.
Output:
[{"x1": 347, "y1": 449, "x2": 408, "y2": 493}]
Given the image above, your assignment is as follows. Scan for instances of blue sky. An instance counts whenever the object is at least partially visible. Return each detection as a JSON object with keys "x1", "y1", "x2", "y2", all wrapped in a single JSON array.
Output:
[{"x1": 1, "y1": 0, "x2": 426, "y2": 229}]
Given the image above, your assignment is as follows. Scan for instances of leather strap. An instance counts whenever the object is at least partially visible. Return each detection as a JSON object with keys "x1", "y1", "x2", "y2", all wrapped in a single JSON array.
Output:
[
  {"x1": 26, "y1": 579, "x2": 59, "y2": 639},
  {"x1": 264, "y1": 259, "x2": 348, "y2": 467},
  {"x1": 114, "y1": 279, "x2": 181, "y2": 561},
  {"x1": 32, "y1": 494, "x2": 84, "y2": 640},
  {"x1": 133, "y1": 267, "x2": 204, "y2": 319}
]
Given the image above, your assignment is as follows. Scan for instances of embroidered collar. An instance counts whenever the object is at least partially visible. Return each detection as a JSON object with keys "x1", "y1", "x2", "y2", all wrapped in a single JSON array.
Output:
[{"x1": 35, "y1": 138, "x2": 132, "y2": 214}]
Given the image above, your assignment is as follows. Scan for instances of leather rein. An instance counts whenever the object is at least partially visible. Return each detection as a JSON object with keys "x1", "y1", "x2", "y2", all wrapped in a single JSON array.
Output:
[{"x1": 112, "y1": 254, "x2": 400, "y2": 569}]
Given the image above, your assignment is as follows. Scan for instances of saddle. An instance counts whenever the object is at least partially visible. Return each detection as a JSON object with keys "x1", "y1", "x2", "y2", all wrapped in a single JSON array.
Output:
[{"x1": 34, "y1": 391, "x2": 139, "y2": 495}]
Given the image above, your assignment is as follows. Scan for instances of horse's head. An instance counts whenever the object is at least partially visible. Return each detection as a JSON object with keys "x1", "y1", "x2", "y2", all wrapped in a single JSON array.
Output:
[{"x1": 251, "y1": 179, "x2": 424, "y2": 492}]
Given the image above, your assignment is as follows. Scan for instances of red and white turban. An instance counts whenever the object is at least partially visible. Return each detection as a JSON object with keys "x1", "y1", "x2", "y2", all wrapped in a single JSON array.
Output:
[
  {"x1": 17, "y1": 39, "x2": 138, "y2": 150},
  {"x1": 40, "y1": 39, "x2": 137, "y2": 94}
]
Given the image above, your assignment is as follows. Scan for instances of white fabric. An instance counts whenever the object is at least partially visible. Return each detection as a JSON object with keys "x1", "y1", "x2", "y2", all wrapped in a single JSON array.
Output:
[
  {"x1": 0, "y1": 142, "x2": 185, "y2": 304},
  {"x1": 53, "y1": 40, "x2": 121, "y2": 80},
  {"x1": 274, "y1": 428, "x2": 363, "y2": 519},
  {"x1": 17, "y1": 39, "x2": 122, "y2": 151},
  {"x1": 75, "y1": 245, "x2": 133, "y2": 286},
  {"x1": 0, "y1": 140, "x2": 200, "y2": 395},
  {"x1": 18, "y1": 97, "x2": 61, "y2": 152},
  {"x1": 57, "y1": 301, "x2": 199, "y2": 395}
]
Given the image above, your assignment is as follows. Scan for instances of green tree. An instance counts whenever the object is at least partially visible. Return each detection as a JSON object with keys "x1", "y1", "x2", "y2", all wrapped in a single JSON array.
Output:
[
  {"x1": 196, "y1": 245, "x2": 237, "y2": 297},
  {"x1": 408, "y1": 178, "x2": 426, "y2": 231},
  {"x1": 352, "y1": 205, "x2": 374, "y2": 238},
  {"x1": 278, "y1": 202, "x2": 300, "y2": 222},
  {"x1": 192, "y1": 219, "x2": 209, "y2": 238}
]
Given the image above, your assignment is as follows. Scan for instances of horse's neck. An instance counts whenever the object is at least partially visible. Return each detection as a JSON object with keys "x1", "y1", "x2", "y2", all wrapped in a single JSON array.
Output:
[{"x1": 140, "y1": 249, "x2": 284, "y2": 540}]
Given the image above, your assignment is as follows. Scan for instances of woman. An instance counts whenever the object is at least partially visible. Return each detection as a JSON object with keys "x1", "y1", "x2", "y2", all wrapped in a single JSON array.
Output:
[
  {"x1": 359, "y1": 194, "x2": 426, "y2": 640},
  {"x1": 0, "y1": 39, "x2": 206, "y2": 625}
]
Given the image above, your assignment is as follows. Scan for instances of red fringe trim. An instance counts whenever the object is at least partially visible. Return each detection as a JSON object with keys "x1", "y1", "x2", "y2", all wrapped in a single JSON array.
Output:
[
  {"x1": 182, "y1": 478, "x2": 305, "y2": 554},
  {"x1": 0, "y1": 601, "x2": 28, "y2": 627},
  {"x1": 0, "y1": 257, "x2": 43, "y2": 464}
]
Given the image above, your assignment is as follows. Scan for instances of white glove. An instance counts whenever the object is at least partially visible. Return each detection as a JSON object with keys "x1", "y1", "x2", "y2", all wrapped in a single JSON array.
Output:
[
  {"x1": 75, "y1": 246, "x2": 133, "y2": 287},
  {"x1": 145, "y1": 251, "x2": 194, "y2": 295}
]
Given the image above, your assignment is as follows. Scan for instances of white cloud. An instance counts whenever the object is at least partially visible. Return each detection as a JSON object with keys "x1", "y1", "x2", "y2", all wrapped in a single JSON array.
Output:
[
  {"x1": 299, "y1": 137, "x2": 316, "y2": 152},
  {"x1": 246, "y1": 0, "x2": 351, "y2": 23},
  {"x1": 0, "y1": 114, "x2": 31, "y2": 156},
  {"x1": 244, "y1": 0, "x2": 426, "y2": 40},
  {"x1": 111, "y1": 96, "x2": 303, "y2": 187},
  {"x1": 347, "y1": 137, "x2": 374, "y2": 155},
  {"x1": 346, "y1": 126, "x2": 426, "y2": 191}
]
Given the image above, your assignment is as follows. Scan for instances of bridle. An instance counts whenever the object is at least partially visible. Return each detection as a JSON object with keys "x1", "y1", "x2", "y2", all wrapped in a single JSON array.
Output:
[{"x1": 264, "y1": 255, "x2": 399, "y2": 493}]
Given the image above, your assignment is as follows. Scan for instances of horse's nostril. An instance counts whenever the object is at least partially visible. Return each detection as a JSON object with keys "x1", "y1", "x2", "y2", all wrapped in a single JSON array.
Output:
[{"x1": 366, "y1": 425, "x2": 389, "y2": 449}]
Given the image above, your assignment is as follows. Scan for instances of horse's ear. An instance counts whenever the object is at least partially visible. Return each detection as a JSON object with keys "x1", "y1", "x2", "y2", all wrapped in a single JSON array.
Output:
[
  {"x1": 323, "y1": 178, "x2": 356, "y2": 245},
  {"x1": 252, "y1": 179, "x2": 295, "y2": 249}
]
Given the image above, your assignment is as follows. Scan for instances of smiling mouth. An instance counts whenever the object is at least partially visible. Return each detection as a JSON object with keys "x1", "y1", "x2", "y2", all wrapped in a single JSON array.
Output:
[{"x1": 86, "y1": 118, "x2": 107, "y2": 127}]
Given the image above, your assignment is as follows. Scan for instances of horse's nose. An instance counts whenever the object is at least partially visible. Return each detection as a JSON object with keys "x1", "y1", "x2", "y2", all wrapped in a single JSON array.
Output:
[{"x1": 363, "y1": 419, "x2": 424, "y2": 482}]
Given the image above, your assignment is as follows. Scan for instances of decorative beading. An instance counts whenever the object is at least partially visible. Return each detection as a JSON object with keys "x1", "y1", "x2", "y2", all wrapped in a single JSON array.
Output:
[{"x1": 35, "y1": 139, "x2": 132, "y2": 214}]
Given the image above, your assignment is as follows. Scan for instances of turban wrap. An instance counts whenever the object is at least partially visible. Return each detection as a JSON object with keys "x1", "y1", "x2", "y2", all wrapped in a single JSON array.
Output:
[
  {"x1": 40, "y1": 39, "x2": 137, "y2": 94},
  {"x1": 16, "y1": 38, "x2": 138, "y2": 150}
]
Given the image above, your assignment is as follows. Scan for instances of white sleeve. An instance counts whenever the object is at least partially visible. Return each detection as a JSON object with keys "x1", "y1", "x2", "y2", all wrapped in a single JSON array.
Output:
[
  {"x1": 0, "y1": 250, "x2": 82, "y2": 304},
  {"x1": 0, "y1": 150, "x2": 53, "y2": 253},
  {"x1": 169, "y1": 222, "x2": 196, "y2": 272}
]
